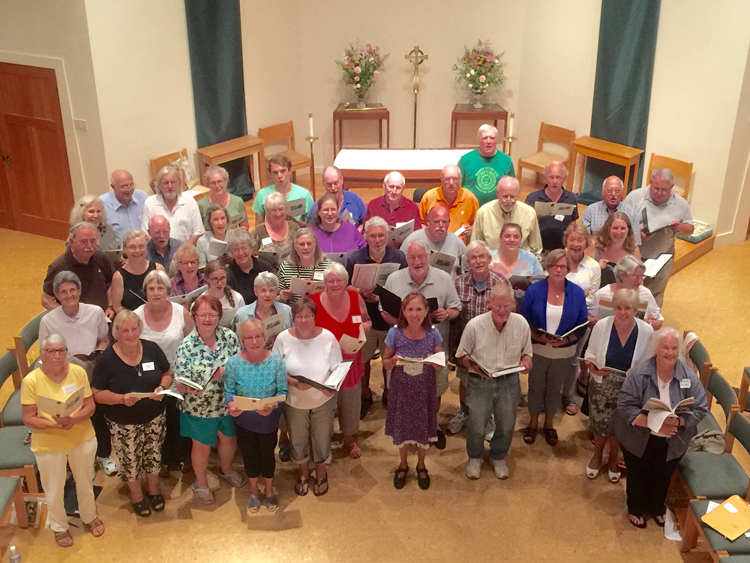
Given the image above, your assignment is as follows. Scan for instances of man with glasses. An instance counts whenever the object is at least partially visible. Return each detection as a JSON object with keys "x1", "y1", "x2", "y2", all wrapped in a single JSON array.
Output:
[
  {"x1": 309, "y1": 166, "x2": 367, "y2": 227},
  {"x1": 400, "y1": 206, "x2": 466, "y2": 279},
  {"x1": 42, "y1": 222, "x2": 114, "y2": 317},
  {"x1": 363, "y1": 171, "x2": 423, "y2": 240},
  {"x1": 419, "y1": 164, "x2": 479, "y2": 238},
  {"x1": 524, "y1": 161, "x2": 579, "y2": 251},
  {"x1": 624, "y1": 168, "x2": 694, "y2": 306},
  {"x1": 581, "y1": 176, "x2": 636, "y2": 235},
  {"x1": 100, "y1": 169, "x2": 148, "y2": 245},
  {"x1": 145, "y1": 215, "x2": 182, "y2": 269}
]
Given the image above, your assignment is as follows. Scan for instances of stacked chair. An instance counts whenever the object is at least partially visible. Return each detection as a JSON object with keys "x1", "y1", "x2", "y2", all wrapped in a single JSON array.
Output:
[{"x1": 0, "y1": 476, "x2": 28, "y2": 529}]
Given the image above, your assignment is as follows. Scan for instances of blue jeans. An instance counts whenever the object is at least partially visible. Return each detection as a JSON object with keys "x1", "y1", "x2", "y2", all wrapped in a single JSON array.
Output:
[{"x1": 465, "y1": 373, "x2": 521, "y2": 460}]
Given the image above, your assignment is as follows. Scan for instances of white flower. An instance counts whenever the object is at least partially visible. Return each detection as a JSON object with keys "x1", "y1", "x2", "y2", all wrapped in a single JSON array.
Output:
[
  {"x1": 466, "y1": 73, "x2": 470, "y2": 78},
  {"x1": 356, "y1": 83, "x2": 361, "y2": 89},
  {"x1": 470, "y1": 69, "x2": 475, "y2": 75}
]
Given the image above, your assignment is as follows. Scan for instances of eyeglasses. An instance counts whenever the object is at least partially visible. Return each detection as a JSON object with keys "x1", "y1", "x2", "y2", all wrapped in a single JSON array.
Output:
[
  {"x1": 179, "y1": 260, "x2": 198, "y2": 267},
  {"x1": 209, "y1": 276, "x2": 227, "y2": 283},
  {"x1": 43, "y1": 349, "x2": 67, "y2": 356},
  {"x1": 195, "y1": 313, "x2": 219, "y2": 320},
  {"x1": 549, "y1": 264, "x2": 568, "y2": 271}
]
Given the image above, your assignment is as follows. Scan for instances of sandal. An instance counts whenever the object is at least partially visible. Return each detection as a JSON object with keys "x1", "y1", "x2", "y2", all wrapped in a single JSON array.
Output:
[
  {"x1": 523, "y1": 427, "x2": 537, "y2": 444},
  {"x1": 393, "y1": 466, "x2": 408, "y2": 490},
  {"x1": 543, "y1": 427, "x2": 559, "y2": 446},
  {"x1": 629, "y1": 514, "x2": 647, "y2": 529},
  {"x1": 264, "y1": 495, "x2": 278, "y2": 512},
  {"x1": 416, "y1": 466, "x2": 430, "y2": 490},
  {"x1": 654, "y1": 514, "x2": 666, "y2": 528},
  {"x1": 159, "y1": 465, "x2": 170, "y2": 478},
  {"x1": 146, "y1": 493, "x2": 165, "y2": 512},
  {"x1": 178, "y1": 461, "x2": 193, "y2": 474},
  {"x1": 565, "y1": 402, "x2": 579, "y2": 416},
  {"x1": 132, "y1": 499, "x2": 151, "y2": 517},
  {"x1": 191, "y1": 482, "x2": 215, "y2": 505},
  {"x1": 84, "y1": 517, "x2": 105, "y2": 537},
  {"x1": 247, "y1": 495, "x2": 261, "y2": 513},
  {"x1": 54, "y1": 530, "x2": 74, "y2": 548},
  {"x1": 217, "y1": 469, "x2": 246, "y2": 488},
  {"x1": 294, "y1": 475, "x2": 309, "y2": 497},
  {"x1": 314, "y1": 475, "x2": 329, "y2": 497},
  {"x1": 347, "y1": 441, "x2": 362, "y2": 459}
]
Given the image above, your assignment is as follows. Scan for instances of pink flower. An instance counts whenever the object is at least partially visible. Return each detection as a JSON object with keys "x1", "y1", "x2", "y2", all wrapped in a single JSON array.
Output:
[
  {"x1": 354, "y1": 76, "x2": 360, "y2": 81},
  {"x1": 487, "y1": 54, "x2": 495, "y2": 63},
  {"x1": 477, "y1": 43, "x2": 485, "y2": 52},
  {"x1": 365, "y1": 43, "x2": 372, "y2": 50},
  {"x1": 502, "y1": 72, "x2": 509, "y2": 81},
  {"x1": 354, "y1": 66, "x2": 362, "y2": 74},
  {"x1": 479, "y1": 75, "x2": 486, "y2": 83},
  {"x1": 375, "y1": 45, "x2": 380, "y2": 52},
  {"x1": 373, "y1": 70, "x2": 380, "y2": 77}
]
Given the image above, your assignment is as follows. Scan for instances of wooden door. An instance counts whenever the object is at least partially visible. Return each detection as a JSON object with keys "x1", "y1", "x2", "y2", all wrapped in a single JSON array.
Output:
[{"x1": 0, "y1": 63, "x2": 74, "y2": 239}]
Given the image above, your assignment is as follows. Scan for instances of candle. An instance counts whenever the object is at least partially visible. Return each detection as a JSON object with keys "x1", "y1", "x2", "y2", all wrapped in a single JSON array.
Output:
[
  {"x1": 308, "y1": 112, "x2": 314, "y2": 138},
  {"x1": 507, "y1": 112, "x2": 514, "y2": 139}
]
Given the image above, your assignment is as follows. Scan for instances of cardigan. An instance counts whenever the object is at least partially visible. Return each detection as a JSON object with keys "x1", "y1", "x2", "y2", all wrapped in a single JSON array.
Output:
[
  {"x1": 584, "y1": 317, "x2": 653, "y2": 382},
  {"x1": 520, "y1": 278, "x2": 588, "y2": 347}
]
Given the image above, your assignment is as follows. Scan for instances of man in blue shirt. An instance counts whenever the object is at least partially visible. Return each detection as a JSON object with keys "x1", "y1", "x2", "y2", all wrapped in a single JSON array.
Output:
[
  {"x1": 524, "y1": 162, "x2": 579, "y2": 251},
  {"x1": 145, "y1": 215, "x2": 182, "y2": 270},
  {"x1": 309, "y1": 166, "x2": 367, "y2": 228},
  {"x1": 580, "y1": 176, "x2": 636, "y2": 237},
  {"x1": 99, "y1": 169, "x2": 148, "y2": 245}
]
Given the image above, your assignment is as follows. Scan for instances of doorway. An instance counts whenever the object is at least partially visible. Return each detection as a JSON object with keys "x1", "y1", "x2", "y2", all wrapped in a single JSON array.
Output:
[{"x1": 0, "y1": 62, "x2": 74, "y2": 239}]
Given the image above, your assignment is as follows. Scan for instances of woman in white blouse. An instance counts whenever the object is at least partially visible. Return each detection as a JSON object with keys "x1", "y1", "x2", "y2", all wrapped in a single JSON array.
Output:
[{"x1": 593, "y1": 255, "x2": 663, "y2": 329}]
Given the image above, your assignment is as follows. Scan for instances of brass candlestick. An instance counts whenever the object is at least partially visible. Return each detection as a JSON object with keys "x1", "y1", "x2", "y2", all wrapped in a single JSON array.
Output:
[
  {"x1": 305, "y1": 136, "x2": 319, "y2": 199},
  {"x1": 503, "y1": 136, "x2": 517, "y2": 157}
]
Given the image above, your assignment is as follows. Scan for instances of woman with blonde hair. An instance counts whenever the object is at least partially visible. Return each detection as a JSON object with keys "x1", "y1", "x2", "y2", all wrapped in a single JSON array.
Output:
[
  {"x1": 70, "y1": 195, "x2": 119, "y2": 250},
  {"x1": 277, "y1": 228, "x2": 332, "y2": 304}
]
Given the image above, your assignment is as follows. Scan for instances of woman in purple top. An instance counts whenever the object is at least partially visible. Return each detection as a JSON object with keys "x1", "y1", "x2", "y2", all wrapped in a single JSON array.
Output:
[{"x1": 309, "y1": 193, "x2": 366, "y2": 254}]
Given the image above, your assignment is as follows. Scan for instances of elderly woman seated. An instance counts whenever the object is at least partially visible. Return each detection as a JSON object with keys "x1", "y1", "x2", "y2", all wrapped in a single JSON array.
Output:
[
  {"x1": 196, "y1": 205, "x2": 233, "y2": 267},
  {"x1": 594, "y1": 255, "x2": 663, "y2": 329},
  {"x1": 170, "y1": 243, "x2": 207, "y2": 296},
  {"x1": 249, "y1": 191, "x2": 301, "y2": 253},
  {"x1": 70, "y1": 195, "x2": 119, "y2": 251},
  {"x1": 197, "y1": 165, "x2": 248, "y2": 229},
  {"x1": 612, "y1": 327, "x2": 708, "y2": 528}
]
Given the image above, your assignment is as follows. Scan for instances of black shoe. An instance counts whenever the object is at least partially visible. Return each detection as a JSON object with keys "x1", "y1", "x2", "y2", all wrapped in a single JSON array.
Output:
[
  {"x1": 278, "y1": 440, "x2": 291, "y2": 462},
  {"x1": 381, "y1": 391, "x2": 388, "y2": 408},
  {"x1": 434, "y1": 429, "x2": 446, "y2": 450},
  {"x1": 360, "y1": 395, "x2": 374, "y2": 419},
  {"x1": 416, "y1": 466, "x2": 430, "y2": 490},
  {"x1": 371, "y1": 348, "x2": 382, "y2": 360},
  {"x1": 393, "y1": 466, "x2": 408, "y2": 490}
]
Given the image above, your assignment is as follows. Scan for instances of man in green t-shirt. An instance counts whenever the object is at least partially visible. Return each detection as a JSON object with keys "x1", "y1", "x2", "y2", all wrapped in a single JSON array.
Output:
[
  {"x1": 252, "y1": 154, "x2": 314, "y2": 224},
  {"x1": 458, "y1": 124, "x2": 515, "y2": 206}
]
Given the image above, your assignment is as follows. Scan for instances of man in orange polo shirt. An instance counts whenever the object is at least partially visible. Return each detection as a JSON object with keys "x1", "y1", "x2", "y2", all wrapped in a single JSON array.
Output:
[{"x1": 419, "y1": 164, "x2": 480, "y2": 239}]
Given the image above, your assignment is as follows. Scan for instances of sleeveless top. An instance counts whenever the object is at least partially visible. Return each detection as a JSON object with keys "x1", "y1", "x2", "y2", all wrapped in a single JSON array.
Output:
[
  {"x1": 309, "y1": 289, "x2": 364, "y2": 389},
  {"x1": 134, "y1": 301, "x2": 185, "y2": 366},
  {"x1": 118, "y1": 261, "x2": 157, "y2": 311}
]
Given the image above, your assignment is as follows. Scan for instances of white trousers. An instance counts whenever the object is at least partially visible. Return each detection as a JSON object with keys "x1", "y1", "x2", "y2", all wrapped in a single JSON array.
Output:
[{"x1": 34, "y1": 437, "x2": 98, "y2": 532}]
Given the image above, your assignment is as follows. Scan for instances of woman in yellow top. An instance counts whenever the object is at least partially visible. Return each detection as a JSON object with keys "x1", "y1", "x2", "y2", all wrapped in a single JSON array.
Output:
[{"x1": 20, "y1": 334, "x2": 105, "y2": 548}]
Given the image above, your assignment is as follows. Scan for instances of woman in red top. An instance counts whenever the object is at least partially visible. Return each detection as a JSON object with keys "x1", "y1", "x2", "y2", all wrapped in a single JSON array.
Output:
[{"x1": 309, "y1": 263, "x2": 371, "y2": 458}]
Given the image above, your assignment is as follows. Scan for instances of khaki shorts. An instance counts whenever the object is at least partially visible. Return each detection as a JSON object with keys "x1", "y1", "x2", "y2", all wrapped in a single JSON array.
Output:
[
  {"x1": 436, "y1": 366, "x2": 450, "y2": 397},
  {"x1": 361, "y1": 328, "x2": 388, "y2": 363}
]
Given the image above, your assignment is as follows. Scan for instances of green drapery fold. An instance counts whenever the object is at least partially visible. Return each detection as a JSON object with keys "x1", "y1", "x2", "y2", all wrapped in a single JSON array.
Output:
[
  {"x1": 578, "y1": 0, "x2": 660, "y2": 204},
  {"x1": 184, "y1": 0, "x2": 254, "y2": 199}
]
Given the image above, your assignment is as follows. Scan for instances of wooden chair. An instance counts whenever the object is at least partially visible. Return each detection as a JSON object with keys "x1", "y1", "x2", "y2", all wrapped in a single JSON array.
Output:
[
  {"x1": 149, "y1": 148, "x2": 188, "y2": 183},
  {"x1": 646, "y1": 153, "x2": 693, "y2": 200},
  {"x1": 0, "y1": 351, "x2": 22, "y2": 429},
  {"x1": 0, "y1": 426, "x2": 39, "y2": 493},
  {"x1": 516, "y1": 123, "x2": 575, "y2": 188},
  {"x1": 258, "y1": 121, "x2": 313, "y2": 189},
  {"x1": 0, "y1": 477, "x2": 28, "y2": 528}
]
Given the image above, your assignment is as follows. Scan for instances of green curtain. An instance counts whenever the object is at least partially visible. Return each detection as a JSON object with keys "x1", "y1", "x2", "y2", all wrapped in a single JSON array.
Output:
[
  {"x1": 184, "y1": 0, "x2": 254, "y2": 200},
  {"x1": 578, "y1": 0, "x2": 660, "y2": 204}
]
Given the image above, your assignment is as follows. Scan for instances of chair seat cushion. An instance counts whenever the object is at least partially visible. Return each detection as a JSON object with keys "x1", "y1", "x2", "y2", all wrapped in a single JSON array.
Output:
[
  {"x1": 693, "y1": 500, "x2": 750, "y2": 555},
  {"x1": 678, "y1": 451, "x2": 749, "y2": 499},
  {"x1": 0, "y1": 426, "x2": 35, "y2": 469},
  {"x1": 697, "y1": 412, "x2": 723, "y2": 434},
  {"x1": 2, "y1": 389, "x2": 23, "y2": 426},
  {"x1": 518, "y1": 151, "x2": 569, "y2": 171},
  {"x1": 0, "y1": 476, "x2": 20, "y2": 511},
  {"x1": 719, "y1": 557, "x2": 750, "y2": 562}
]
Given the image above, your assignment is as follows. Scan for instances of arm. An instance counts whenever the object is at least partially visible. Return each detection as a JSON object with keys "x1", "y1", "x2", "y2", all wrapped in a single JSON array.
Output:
[
  {"x1": 255, "y1": 212, "x2": 265, "y2": 225},
  {"x1": 357, "y1": 294, "x2": 372, "y2": 332},
  {"x1": 182, "y1": 307, "x2": 195, "y2": 336},
  {"x1": 42, "y1": 292, "x2": 59, "y2": 310},
  {"x1": 111, "y1": 271, "x2": 125, "y2": 314},
  {"x1": 617, "y1": 370, "x2": 648, "y2": 425},
  {"x1": 381, "y1": 344, "x2": 399, "y2": 371},
  {"x1": 92, "y1": 387, "x2": 139, "y2": 407},
  {"x1": 187, "y1": 234, "x2": 200, "y2": 246},
  {"x1": 22, "y1": 404, "x2": 61, "y2": 430}
]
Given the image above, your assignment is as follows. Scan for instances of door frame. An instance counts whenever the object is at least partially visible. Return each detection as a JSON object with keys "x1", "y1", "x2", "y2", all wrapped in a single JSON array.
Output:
[{"x1": 0, "y1": 52, "x2": 86, "y2": 203}]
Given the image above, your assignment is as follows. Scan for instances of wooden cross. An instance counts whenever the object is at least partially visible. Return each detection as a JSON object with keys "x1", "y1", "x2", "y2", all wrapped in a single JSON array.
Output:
[{"x1": 405, "y1": 46, "x2": 428, "y2": 148}]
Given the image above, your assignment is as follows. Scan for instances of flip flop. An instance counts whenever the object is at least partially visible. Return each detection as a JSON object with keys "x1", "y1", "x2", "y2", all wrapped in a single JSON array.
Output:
[
  {"x1": 55, "y1": 530, "x2": 74, "y2": 548},
  {"x1": 314, "y1": 475, "x2": 329, "y2": 497},
  {"x1": 294, "y1": 475, "x2": 309, "y2": 496},
  {"x1": 629, "y1": 514, "x2": 647, "y2": 529},
  {"x1": 347, "y1": 442, "x2": 362, "y2": 459},
  {"x1": 84, "y1": 517, "x2": 106, "y2": 537}
]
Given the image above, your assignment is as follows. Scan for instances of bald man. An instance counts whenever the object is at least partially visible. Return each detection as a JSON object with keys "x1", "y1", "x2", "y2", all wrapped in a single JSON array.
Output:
[
  {"x1": 581, "y1": 176, "x2": 636, "y2": 235},
  {"x1": 419, "y1": 164, "x2": 479, "y2": 237},
  {"x1": 458, "y1": 124, "x2": 515, "y2": 206},
  {"x1": 100, "y1": 169, "x2": 148, "y2": 245},
  {"x1": 400, "y1": 206, "x2": 466, "y2": 278},
  {"x1": 145, "y1": 215, "x2": 182, "y2": 269},
  {"x1": 308, "y1": 165, "x2": 367, "y2": 227},
  {"x1": 363, "y1": 171, "x2": 423, "y2": 240}
]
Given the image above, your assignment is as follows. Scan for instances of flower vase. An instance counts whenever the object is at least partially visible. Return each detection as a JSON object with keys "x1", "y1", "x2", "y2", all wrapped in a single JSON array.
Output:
[
  {"x1": 472, "y1": 90, "x2": 484, "y2": 109},
  {"x1": 355, "y1": 89, "x2": 368, "y2": 109}
]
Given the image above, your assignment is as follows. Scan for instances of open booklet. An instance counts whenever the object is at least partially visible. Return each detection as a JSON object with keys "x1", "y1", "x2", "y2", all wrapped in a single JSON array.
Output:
[
  {"x1": 168, "y1": 284, "x2": 208, "y2": 306},
  {"x1": 290, "y1": 360, "x2": 353, "y2": 392},
  {"x1": 129, "y1": 388, "x2": 185, "y2": 400},
  {"x1": 339, "y1": 325, "x2": 367, "y2": 355},
  {"x1": 351, "y1": 262, "x2": 400, "y2": 289},
  {"x1": 643, "y1": 253, "x2": 673, "y2": 278},
  {"x1": 643, "y1": 396, "x2": 694, "y2": 434},
  {"x1": 429, "y1": 250, "x2": 457, "y2": 275},
  {"x1": 36, "y1": 387, "x2": 85, "y2": 418},
  {"x1": 285, "y1": 198, "x2": 306, "y2": 218},
  {"x1": 341, "y1": 209, "x2": 356, "y2": 225},
  {"x1": 534, "y1": 202, "x2": 576, "y2": 218},
  {"x1": 388, "y1": 220, "x2": 414, "y2": 245},
  {"x1": 208, "y1": 238, "x2": 229, "y2": 260},
  {"x1": 397, "y1": 352, "x2": 446, "y2": 376},
  {"x1": 233, "y1": 394, "x2": 286, "y2": 412},
  {"x1": 578, "y1": 358, "x2": 627, "y2": 384},
  {"x1": 465, "y1": 355, "x2": 524, "y2": 379},
  {"x1": 537, "y1": 320, "x2": 589, "y2": 342},
  {"x1": 290, "y1": 277, "x2": 326, "y2": 298},
  {"x1": 228, "y1": 213, "x2": 245, "y2": 229},
  {"x1": 374, "y1": 286, "x2": 437, "y2": 318},
  {"x1": 257, "y1": 246, "x2": 291, "y2": 269},
  {"x1": 262, "y1": 313, "x2": 286, "y2": 338},
  {"x1": 641, "y1": 208, "x2": 674, "y2": 236},
  {"x1": 174, "y1": 365, "x2": 221, "y2": 391}
]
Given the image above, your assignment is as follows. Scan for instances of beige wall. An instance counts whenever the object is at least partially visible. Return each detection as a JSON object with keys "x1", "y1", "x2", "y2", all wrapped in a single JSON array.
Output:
[
  {"x1": 85, "y1": 0, "x2": 197, "y2": 196},
  {"x1": 646, "y1": 0, "x2": 750, "y2": 233},
  {"x1": 0, "y1": 0, "x2": 107, "y2": 200}
]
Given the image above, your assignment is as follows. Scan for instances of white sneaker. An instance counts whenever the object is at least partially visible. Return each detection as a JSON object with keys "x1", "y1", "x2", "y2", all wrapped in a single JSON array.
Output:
[
  {"x1": 447, "y1": 410, "x2": 468, "y2": 434},
  {"x1": 492, "y1": 459, "x2": 509, "y2": 479},
  {"x1": 96, "y1": 456, "x2": 118, "y2": 476},
  {"x1": 484, "y1": 416, "x2": 495, "y2": 442},
  {"x1": 465, "y1": 458, "x2": 482, "y2": 480}
]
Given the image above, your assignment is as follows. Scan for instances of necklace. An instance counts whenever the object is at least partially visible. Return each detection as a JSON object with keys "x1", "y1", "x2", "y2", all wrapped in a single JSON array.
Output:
[{"x1": 658, "y1": 378, "x2": 669, "y2": 390}]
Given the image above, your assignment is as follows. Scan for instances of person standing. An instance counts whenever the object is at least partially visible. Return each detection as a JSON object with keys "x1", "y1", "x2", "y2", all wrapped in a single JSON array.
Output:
[
  {"x1": 524, "y1": 162, "x2": 579, "y2": 251},
  {"x1": 458, "y1": 124, "x2": 515, "y2": 206}
]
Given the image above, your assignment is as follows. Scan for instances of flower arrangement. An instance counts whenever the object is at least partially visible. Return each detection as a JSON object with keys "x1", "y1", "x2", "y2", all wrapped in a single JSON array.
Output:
[
  {"x1": 337, "y1": 42, "x2": 389, "y2": 107},
  {"x1": 453, "y1": 40, "x2": 507, "y2": 107}
]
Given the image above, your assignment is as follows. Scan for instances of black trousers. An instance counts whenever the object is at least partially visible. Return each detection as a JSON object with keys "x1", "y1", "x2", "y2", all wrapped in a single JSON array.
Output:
[
  {"x1": 92, "y1": 405, "x2": 111, "y2": 458},
  {"x1": 161, "y1": 396, "x2": 191, "y2": 465},
  {"x1": 621, "y1": 435, "x2": 681, "y2": 517},
  {"x1": 235, "y1": 423, "x2": 278, "y2": 479}
]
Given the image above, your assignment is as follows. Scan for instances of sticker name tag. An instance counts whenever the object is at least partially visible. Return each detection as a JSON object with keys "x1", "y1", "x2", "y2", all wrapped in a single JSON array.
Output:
[
  {"x1": 351, "y1": 316, "x2": 362, "y2": 323},
  {"x1": 142, "y1": 362, "x2": 155, "y2": 371},
  {"x1": 680, "y1": 378, "x2": 691, "y2": 389},
  {"x1": 262, "y1": 237, "x2": 273, "y2": 246},
  {"x1": 62, "y1": 384, "x2": 77, "y2": 394},
  {"x1": 313, "y1": 271, "x2": 324, "y2": 281},
  {"x1": 554, "y1": 214, "x2": 565, "y2": 222}
]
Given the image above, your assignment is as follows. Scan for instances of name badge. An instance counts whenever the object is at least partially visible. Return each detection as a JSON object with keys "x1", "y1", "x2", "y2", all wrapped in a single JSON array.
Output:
[
  {"x1": 313, "y1": 271, "x2": 324, "y2": 281},
  {"x1": 554, "y1": 214, "x2": 565, "y2": 222},
  {"x1": 352, "y1": 316, "x2": 362, "y2": 323},
  {"x1": 680, "y1": 378, "x2": 691, "y2": 389},
  {"x1": 62, "y1": 384, "x2": 77, "y2": 394},
  {"x1": 142, "y1": 362, "x2": 155, "y2": 371},
  {"x1": 262, "y1": 237, "x2": 272, "y2": 246}
]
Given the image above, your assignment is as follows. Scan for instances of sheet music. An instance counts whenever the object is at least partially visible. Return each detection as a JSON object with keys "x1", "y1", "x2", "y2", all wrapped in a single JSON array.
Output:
[
  {"x1": 388, "y1": 219, "x2": 414, "y2": 244},
  {"x1": 208, "y1": 238, "x2": 229, "y2": 260},
  {"x1": 285, "y1": 198, "x2": 306, "y2": 217},
  {"x1": 228, "y1": 214, "x2": 245, "y2": 229},
  {"x1": 233, "y1": 394, "x2": 286, "y2": 411},
  {"x1": 643, "y1": 253, "x2": 673, "y2": 278},
  {"x1": 262, "y1": 313, "x2": 285, "y2": 338},
  {"x1": 36, "y1": 387, "x2": 85, "y2": 418},
  {"x1": 290, "y1": 277, "x2": 326, "y2": 297},
  {"x1": 168, "y1": 284, "x2": 208, "y2": 306},
  {"x1": 533, "y1": 202, "x2": 576, "y2": 217},
  {"x1": 429, "y1": 251, "x2": 457, "y2": 274}
]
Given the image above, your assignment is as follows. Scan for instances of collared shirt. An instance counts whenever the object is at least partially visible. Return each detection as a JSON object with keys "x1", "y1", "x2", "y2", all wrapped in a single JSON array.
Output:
[
  {"x1": 384, "y1": 266, "x2": 461, "y2": 343},
  {"x1": 624, "y1": 187, "x2": 693, "y2": 256},
  {"x1": 455, "y1": 312, "x2": 532, "y2": 375},
  {"x1": 226, "y1": 258, "x2": 274, "y2": 305},
  {"x1": 524, "y1": 187, "x2": 579, "y2": 251},
  {"x1": 454, "y1": 270, "x2": 508, "y2": 324},
  {"x1": 38, "y1": 304, "x2": 108, "y2": 357},
  {"x1": 309, "y1": 191, "x2": 367, "y2": 226},
  {"x1": 170, "y1": 272, "x2": 207, "y2": 296},
  {"x1": 100, "y1": 190, "x2": 148, "y2": 245},
  {"x1": 418, "y1": 186, "x2": 479, "y2": 233},
  {"x1": 146, "y1": 237, "x2": 182, "y2": 270},
  {"x1": 141, "y1": 193, "x2": 205, "y2": 243},
  {"x1": 457, "y1": 149, "x2": 515, "y2": 206},
  {"x1": 363, "y1": 195, "x2": 423, "y2": 230},
  {"x1": 566, "y1": 254, "x2": 601, "y2": 316},
  {"x1": 175, "y1": 327, "x2": 240, "y2": 418},
  {"x1": 471, "y1": 200, "x2": 542, "y2": 256},
  {"x1": 43, "y1": 248, "x2": 113, "y2": 311},
  {"x1": 345, "y1": 246, "x2": 408, "y2": 331},
  {"x1": 580, "y1": 200, "x2": 636, "y2": 236},
  {"x1": 399, "y1": 229, "x2": 466, "y2": 278},
  {"x1": 252, "y1": 184, "x2": 314, "y2": 220}
]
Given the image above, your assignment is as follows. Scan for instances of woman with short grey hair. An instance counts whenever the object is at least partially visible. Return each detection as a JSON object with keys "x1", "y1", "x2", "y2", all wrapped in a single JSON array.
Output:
[
  {"x1": 277, "y1": 228, "x2": 332, "y2": 304},
  {"x1": 198, "y1": 165, "x2": 248, "y2": 229},
  {"x1": 225, "y1": 227, "x2": 274, "y2": 305},
  {"x1": 594, "y1": 255, "x2": 662, "y2": 328},
  {"x1": 233, "y1": 271, "x2": 293, "y2": 349}
]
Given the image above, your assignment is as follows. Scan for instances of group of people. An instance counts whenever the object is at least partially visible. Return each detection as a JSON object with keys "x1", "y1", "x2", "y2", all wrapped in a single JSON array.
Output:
[{"x1": 21, "y1": 123, "x2": 706, "y2": 548}]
